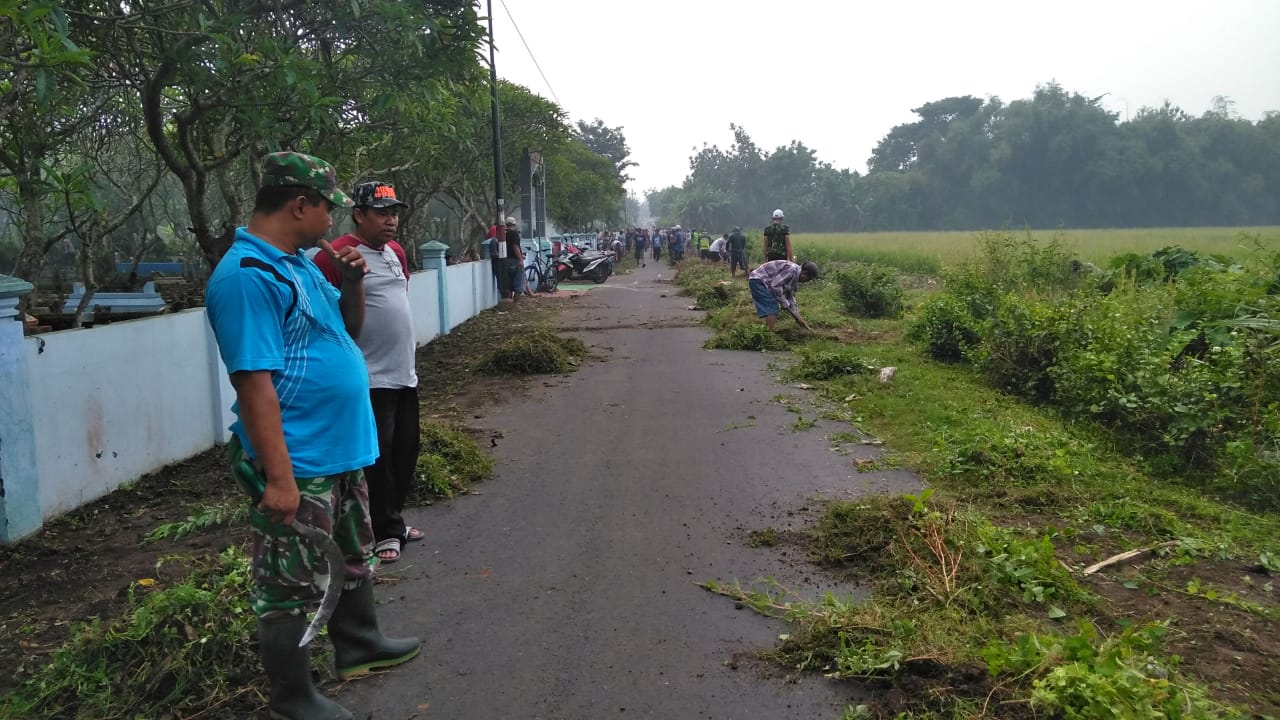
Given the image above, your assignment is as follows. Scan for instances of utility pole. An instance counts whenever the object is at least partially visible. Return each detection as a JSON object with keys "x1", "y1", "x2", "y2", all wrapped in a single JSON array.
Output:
[{"x1": 487, "y1": 0, "x2": 505, "y2": 235}]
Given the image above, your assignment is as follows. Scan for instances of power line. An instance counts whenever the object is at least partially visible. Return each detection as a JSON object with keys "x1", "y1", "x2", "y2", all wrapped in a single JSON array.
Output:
[{"x1": 497, "y1": 0, "x2": 561, "y2": 107}]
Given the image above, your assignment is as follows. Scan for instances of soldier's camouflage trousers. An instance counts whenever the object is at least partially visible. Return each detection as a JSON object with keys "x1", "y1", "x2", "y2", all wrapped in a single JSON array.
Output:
[{"x1": 227, "y1": 437, "x2": 376, "y2": 619}]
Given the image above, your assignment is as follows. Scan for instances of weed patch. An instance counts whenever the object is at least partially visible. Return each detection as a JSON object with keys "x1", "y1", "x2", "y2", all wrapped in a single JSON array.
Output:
[
  {"x1": 0, "y1": 549, "x2": 261, "y2": 719},
  {"x1": 834, "y1": 264, "x2": 905, "y2": 319},
  {"x1": 412, "y1": 422, "x2": 494, "y2": 502},
  {"x1": 785, "y1": 343, "x2": 875, "y2": 381},
  {"x1": 143, "y1": 501, "x2": 248, "y2": 544},
  {"x1": 704, "y1": 323, "x2": 788, "y2": 351},
  {"x1": 479, "y1": 329, "x2": 587, "y2": 374},
  {"x1": 695, "y1": 282, "x2": 740, "y2": 310}
]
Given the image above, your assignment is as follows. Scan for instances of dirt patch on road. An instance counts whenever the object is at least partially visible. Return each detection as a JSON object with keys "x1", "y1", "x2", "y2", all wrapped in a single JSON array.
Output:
[{"x1": 0, "y1": 297, "x2": 571, "y2": 701}]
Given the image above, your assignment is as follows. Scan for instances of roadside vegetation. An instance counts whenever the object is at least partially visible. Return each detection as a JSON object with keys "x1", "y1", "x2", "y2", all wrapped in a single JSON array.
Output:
[
  {"x1": 0, "y1": 303, "x2": 547, "y2": 719},
  {"x1": 681, "y1": 228, "x2": 1280, "y2": 718}
]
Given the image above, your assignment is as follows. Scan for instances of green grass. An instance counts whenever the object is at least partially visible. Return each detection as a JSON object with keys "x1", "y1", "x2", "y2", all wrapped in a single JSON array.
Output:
[{"x1": 794, "y1": 227, "x2": 1280, "y2": 272}]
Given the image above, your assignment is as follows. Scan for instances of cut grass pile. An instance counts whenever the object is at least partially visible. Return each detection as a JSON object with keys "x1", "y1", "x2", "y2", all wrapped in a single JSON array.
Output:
[
  {"x1": 479, "y1": 328, "x2": 587, "y2": 374},
  {"x1": 0, "y1": 549, "x2": 262, "y2": 720},
  {"x1": 412, "y1": 421, "x2": 495, "y2": 501}
]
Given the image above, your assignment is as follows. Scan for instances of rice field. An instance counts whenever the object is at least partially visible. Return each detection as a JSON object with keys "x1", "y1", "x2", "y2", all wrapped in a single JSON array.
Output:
[{"x1": 791, "y1": 227, "x2": 1280, "y2": 274}]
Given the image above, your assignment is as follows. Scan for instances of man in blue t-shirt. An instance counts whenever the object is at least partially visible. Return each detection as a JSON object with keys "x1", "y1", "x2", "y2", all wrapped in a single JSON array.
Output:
[{"x1": 205, "y1": 152, "x2": 419, "y2": 720}]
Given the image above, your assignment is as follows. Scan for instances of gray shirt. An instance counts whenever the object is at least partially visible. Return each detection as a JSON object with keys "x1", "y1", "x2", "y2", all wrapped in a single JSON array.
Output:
[{"x1": 352, "y1": 241, "x2": 418, "y2": 389}]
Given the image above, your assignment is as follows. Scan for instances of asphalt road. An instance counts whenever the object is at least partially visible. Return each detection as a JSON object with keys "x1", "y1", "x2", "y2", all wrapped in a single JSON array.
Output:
[{"x1": 338, "y1": 261, "x2": 923, "y2": 720}]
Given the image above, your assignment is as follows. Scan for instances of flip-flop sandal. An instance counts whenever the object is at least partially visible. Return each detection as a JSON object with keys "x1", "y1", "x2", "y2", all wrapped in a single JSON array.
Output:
[
  {"x1": 403, "y1": 526, "x2": 425, "y2": 543},
  {"x1": 374, "y1": 537, "x2": 401, "y2": 563}
]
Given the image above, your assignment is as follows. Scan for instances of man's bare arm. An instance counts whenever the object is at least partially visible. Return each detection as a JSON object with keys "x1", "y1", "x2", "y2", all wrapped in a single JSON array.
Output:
[{"x1": 230, "y1": 371, "x2": 299, "y2": 525}]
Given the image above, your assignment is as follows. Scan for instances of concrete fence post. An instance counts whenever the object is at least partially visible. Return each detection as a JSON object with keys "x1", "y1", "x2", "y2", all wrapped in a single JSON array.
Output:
[
  {"x1": 419, "y1": 241, "x2": 450, "y2": 334},
  {"x1": 0, "y1": 274, "x2": 39, "y2": 543}
]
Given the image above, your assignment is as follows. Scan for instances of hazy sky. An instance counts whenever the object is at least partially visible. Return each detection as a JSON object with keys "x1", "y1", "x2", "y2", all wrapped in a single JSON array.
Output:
[{"x1": 488, "y1": 0, "x2": 1280, "y2": 195}]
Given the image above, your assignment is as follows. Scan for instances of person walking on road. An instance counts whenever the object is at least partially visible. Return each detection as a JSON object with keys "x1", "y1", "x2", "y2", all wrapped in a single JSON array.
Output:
[
  {"x1": 314, "y1": 181, "x2": 424, "y2": 565},
  {"x1": 728, "y1": 226, "x2": 748, "y2": 277},
  {"x1": 748, "y1": 258, "x2": 819, "y2": 332},
  {"x1": 634, "y1": 231, "x2": 648, "y2": 267},
  {"x1": 763, "y1": 208, "x2": 792, "y2": 262},
  {"x1": 205, "y1": 152, "x2": 420, "y2": 720},
  {"x1": 652, "y1": 229, "x2": 664, "y2": 262}
]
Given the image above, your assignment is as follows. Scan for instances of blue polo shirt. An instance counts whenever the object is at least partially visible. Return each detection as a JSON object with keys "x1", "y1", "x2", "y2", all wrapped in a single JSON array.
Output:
[{"x1": 206, "y1": 227, "x2": 377, "y2": 477}]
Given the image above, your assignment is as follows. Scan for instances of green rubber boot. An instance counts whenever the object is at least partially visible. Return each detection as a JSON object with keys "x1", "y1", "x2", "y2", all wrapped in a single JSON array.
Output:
[
  {"x1": 258, "y1": 615, "x2": 353, "y2": 720},
  {"x1": 329, "y1": 581, "x2": 421, "y2": 680}
]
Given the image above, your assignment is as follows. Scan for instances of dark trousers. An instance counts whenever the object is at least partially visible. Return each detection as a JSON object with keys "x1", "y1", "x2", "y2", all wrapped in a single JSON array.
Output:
[{"x1": 367, "y1": 387, "x2": 421, "y2": 543}]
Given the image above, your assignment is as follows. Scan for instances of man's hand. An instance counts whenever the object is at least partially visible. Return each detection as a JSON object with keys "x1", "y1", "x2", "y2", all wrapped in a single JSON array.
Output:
[
  {"x1": 259, "y1": 472, "x2": 302, "y2": 526},
  {"x1": 318, "y1": 238, "x2": 368, "y2": 282}
]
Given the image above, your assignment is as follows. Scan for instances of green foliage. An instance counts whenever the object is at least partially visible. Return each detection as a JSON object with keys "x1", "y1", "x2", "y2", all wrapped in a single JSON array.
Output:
[
  {"x1": 704, "y1": 323, "x2": 789, "y2": 351},
  {"x1": 918, "y1": 238, "x2": 1280, "y2": 508},
  {"x1": 907, "y1": 293, "x2": 981, "y2": 362},
  {"x1": 695, "y1": 282, "x2": 737, "y2": 310},
  {"x1": 1080, "y1": 499, "x2": 1185, "y2": 537},
  {"x1": 972, "y1": 290, "x2": 1082, "y2": 400},
  {"x1": 938, "y1": 422, "x2": 1082, "y2": 489},
  {"x1": 833, "y1": 263, "x2": 905, "y2": 318},
  {"x1": 411, "y1": 422, "x2": 494, "y2": 502},
  {"x1": 973, "y1": 524, "x2": 1085, "y2": 608},
  {"x1": 785, "y1": 343, "x2": 875, "y2": 381},
  {"x1": 480, "y1": 330, "x2": 587, "y2": 374},
  {"x1": 1020, "y1": 623, "x2": 1233, "y2": 720},
  {"x1": 0, "y1": 549, "x2": 260, "y2": 719},
  {"x1": 142, "y1": 501, "x2": 248, "y2": 544}
]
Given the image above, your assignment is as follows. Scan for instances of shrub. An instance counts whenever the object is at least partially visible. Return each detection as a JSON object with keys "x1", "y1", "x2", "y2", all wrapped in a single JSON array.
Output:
[
  {"x1": 971, "y1": 229, "x2": 1075, "y2": 294},
  {"x1": 834, "y1": 263, "x2": 904, "y2": 318},
  {"x1": 908, "y1": 294, "x2": 981, "y2": 362},
  {"x1": 972, "y1": 292, "x2": 1082, "y2": 401}
]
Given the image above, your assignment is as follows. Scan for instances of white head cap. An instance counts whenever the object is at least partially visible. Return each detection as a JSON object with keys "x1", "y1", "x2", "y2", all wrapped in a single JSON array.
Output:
[
  {"x1": 772, "y1": 209, "x2": 784, "y2": 219},
  {"x1": 674, "y1": 224, "x2": 681, "y2": 230},
  {"x1": 505, "y1": 216, "x2": 517, "y2": 225}
]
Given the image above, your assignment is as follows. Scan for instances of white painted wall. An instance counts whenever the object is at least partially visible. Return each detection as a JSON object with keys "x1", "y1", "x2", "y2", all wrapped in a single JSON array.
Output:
[
  {"x1": 14, "y1": 263, "x2": 498, "y2": 533},
  {"x1": 445, "y1": 264, "x2": 474, "y2": 331},
  {"x1": 24, "y1": 310, "x2": 224, "y2": 519},
  {"x1": 408, "y1": 268, "x2": 441, "y2": 345}
]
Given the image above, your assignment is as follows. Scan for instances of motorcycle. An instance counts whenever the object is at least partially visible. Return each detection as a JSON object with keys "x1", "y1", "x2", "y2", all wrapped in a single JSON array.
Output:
[{"x1": 555, "y1": 244, "x2": 613, "y2": 284}]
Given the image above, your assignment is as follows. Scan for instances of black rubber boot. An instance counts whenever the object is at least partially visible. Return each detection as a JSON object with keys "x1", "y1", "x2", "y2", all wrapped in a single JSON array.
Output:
[
  {"x1": 329, "y1": 581, "x2": 421, "y2": 680},
  {"x1": 258, "y1": 615, "x2": 353, "y2": 720}
]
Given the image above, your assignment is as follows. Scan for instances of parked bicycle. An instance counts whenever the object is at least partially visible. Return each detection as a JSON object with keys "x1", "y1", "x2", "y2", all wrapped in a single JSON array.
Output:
[{"x1": 525, "y1": 241, "x2": 559, "y2": 294}]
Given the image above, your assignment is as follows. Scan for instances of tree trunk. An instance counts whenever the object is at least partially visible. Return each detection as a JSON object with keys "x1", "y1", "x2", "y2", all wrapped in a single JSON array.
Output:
[{"x1": 71, "y1": 237, "x2": 98, "y2": 329}]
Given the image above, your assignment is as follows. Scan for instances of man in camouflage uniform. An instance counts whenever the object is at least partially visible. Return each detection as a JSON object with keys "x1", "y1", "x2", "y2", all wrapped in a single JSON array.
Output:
[
  {"x1": 205, "y1": 152, "x2": 420, "y2": 720},
  {"x1": 763, "y1": 208, "x2": 792, "y2": 262}
]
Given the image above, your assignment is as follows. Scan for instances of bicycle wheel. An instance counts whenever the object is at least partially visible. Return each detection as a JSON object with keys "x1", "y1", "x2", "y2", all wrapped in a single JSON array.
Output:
[
  {"x1": 525, "y1": 266, "x2": 540, "y2": 294},
  {"x1": 541, "y1": 262, "x2": 558, "y2": 292}
]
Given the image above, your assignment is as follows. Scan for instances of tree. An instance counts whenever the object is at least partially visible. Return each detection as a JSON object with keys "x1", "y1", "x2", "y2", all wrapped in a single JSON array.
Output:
[{"x1": 575, "y1": 118, "x2": 636, "y2": 182}]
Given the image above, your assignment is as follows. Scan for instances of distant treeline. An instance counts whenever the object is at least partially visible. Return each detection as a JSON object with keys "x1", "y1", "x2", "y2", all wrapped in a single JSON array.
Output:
[{"x1": 647, "y1": 83, "x2": 1280, "y2": 232}]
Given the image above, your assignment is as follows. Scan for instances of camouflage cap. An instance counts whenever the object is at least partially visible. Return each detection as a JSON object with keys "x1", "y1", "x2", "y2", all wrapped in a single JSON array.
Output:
[
  {"x1": 352, "y1": 181, "x2": 408, "y2": 209},
  {"x1": 261, "y1": 151, "x2": 354, "y2": 207}
]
